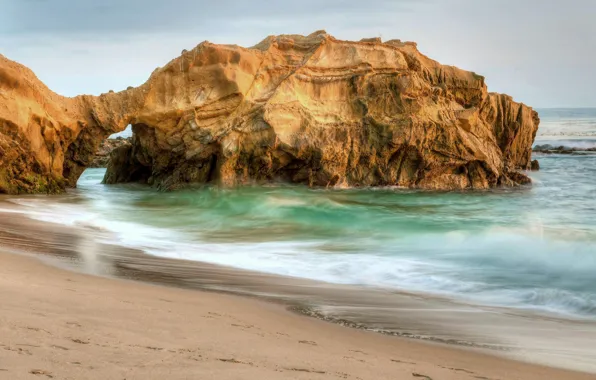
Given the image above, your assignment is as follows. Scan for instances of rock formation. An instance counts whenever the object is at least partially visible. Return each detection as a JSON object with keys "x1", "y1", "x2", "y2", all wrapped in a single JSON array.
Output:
[
  {"x1": 0, "y1": 31, "x2": 539, "y2": 194},
  {"x1": 533, "y1": 144, "x2": 596, "y2": 155},
  {"x1": 90, "y1": 137, "x2": 131, "y2": 168},
  {"x1": 0, "y1": 56, "x2": 122, "y2": 193}
]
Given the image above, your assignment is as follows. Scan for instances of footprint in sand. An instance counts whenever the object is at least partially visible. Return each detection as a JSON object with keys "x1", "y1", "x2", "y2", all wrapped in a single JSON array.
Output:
[
  {"x1": 4, "y1": 346, "x2": 32, "y2": 356},
  {"x1": 50, "y1": 345, "x2": 69, "y2": 351},
  {"x1": 128, "y1": 344, "x2": 165, "y2": 351},
  {"x1": 391, "y1": 359, "x2": 416, "y2": 365},
  {"x1": 217, "y1": 358, "x2": 253, "y2": 366},
  {"x1": 286, "y1": 367, "x2": 326, "y2": 375},
  {"x1": 25, "y1": 327, "x2": 51, "y2": 334},
  {"x1": 298, "y1": 340, "x2": 318, "y2": 346},
  {"x1": 439, "y1": 365, "x2": 476, "y2": 375},
  {"x1": 203, "y1": 312, "x2": 223, "y2": 319},
  {"x1": 30, "y1": 369, "x2": 53, "y2": 378},
  {"x1": 343, "y1": 356, "x2": 366, "y2": 363},
  {"x1": 70, "y1": 338, "x2": 90, "y2": 345},
  {"x1": 231, "y1": 323, "x2": 255, "y2": 329}
]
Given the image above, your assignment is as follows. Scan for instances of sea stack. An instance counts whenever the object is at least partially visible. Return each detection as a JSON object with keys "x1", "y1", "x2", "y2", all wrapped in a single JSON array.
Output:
[{"x1": 0, "y1": 31, "x2": 539, "y2": 194}]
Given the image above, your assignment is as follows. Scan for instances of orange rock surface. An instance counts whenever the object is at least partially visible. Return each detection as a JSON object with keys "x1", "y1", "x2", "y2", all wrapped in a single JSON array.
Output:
[{"x1": 0, "y1": 31, "x2": 539, "y2": 194}]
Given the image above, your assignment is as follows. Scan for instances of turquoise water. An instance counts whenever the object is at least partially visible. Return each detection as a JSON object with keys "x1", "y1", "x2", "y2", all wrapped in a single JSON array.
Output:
[{"x1": 4, "y1": 110, "x2": 596, "y2": 319}]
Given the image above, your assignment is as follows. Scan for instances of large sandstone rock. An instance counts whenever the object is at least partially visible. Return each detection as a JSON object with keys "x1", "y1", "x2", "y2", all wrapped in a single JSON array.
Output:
[{"x1": 0, "y1": 31, "x2": 539, "y2": 194}]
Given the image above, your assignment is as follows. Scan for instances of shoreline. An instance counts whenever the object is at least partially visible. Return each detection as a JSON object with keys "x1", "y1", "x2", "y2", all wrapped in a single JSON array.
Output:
[
  {"x1": 1, "y1": 209, "x2": 596, "y2": 378},
  {"x1": 1, "y1": 250, "x2": 595, "y2": 380}
]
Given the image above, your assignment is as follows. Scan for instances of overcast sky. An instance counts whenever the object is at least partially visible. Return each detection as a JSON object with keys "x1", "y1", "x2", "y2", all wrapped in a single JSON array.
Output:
[{"x1": 2, "y1": 0, "x2": 595, "y2": 108}]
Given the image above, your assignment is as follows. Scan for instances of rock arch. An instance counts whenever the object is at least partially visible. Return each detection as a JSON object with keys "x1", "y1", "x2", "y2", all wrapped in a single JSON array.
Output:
[{"x1": 0, "y1": 31, "x2": 539, "y2": 194}]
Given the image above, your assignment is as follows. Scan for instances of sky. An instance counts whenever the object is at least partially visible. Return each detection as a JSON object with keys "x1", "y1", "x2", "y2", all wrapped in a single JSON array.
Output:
[{"x1": 1, "y1": 0, "x2": 595, "y2": 108}]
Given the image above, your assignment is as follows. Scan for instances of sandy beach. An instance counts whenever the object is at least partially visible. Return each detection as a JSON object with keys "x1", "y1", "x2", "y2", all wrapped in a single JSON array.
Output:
[
  {"x1": 0, "y1": 208, "x2": 594, "y2": 380},
  {"x1": 1, "y1": 250, "x2": 595, "y2": 380}
]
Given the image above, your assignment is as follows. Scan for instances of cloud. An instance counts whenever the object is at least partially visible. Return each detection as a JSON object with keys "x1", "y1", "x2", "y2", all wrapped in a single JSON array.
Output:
[
  {"x1": 3, "y1": 0, "x2": 425, "y2": 35},
  {"x1": 1, "y1": 0, "x2": 595, "y2": 107}
]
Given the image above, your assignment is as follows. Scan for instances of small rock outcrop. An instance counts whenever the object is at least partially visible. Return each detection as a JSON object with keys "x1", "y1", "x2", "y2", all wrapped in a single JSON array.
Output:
[
  {"x1": 531, "y1": 159, "x2": 540, "y2": 171},
  {"x1": 0, "y1": 31, "x2": 539, "y2": 194},
  {"x1": 90, "y1": 137, "x2": 131, "y2": 168},
  {"x1": 533, "y1": 144, "x2": 596, "y2": 155}
]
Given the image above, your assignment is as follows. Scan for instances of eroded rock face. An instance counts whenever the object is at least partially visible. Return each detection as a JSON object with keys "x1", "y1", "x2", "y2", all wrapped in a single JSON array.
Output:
[
  {"x1": 0, "y1": 55, "x2": 133, "y2": 193},
  {"x1": 0, "y1": 31, "x2": 540, "y2": 194},
  {"x1": 1, "y1": 58, "x2": 80, "y2": 193}
]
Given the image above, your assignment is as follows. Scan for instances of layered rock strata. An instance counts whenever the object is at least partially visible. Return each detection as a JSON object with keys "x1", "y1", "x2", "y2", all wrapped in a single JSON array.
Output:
[{"x1": 0, "y1": 31, "x2": 539, "y2": 194}]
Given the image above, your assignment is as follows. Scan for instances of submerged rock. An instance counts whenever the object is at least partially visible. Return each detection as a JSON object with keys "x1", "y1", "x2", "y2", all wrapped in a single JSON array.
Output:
[
  {"x1": 531, "y1": 159, "x2": 540, "y2": 171},
  {"x1": 0, "y1": 31, "x2": 540, "y2": 194}
]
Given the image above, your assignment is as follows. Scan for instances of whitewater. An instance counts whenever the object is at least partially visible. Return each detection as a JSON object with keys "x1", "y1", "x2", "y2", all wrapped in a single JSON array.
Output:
[{"x1": 2, "y1": 108, "x2": 595, "y2": 320}]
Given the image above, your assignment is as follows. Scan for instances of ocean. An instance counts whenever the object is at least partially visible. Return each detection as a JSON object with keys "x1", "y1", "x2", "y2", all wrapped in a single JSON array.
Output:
[{"x1": 2, "y1": 108, "x2": 596, "y2": 319}]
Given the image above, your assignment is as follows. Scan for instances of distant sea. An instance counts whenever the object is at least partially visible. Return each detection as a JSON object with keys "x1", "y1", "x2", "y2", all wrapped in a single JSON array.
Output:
[
  {"x1": 535, "y1": 108, "x2": 596, "y2": 147},
  {"x1": 3, "y1": 108, "x2": 596, "y2": 319}
]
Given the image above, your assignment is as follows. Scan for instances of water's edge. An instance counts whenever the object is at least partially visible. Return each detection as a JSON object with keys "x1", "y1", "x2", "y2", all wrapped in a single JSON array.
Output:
[
  {"x1": 1, "y1": 211, "x2": 596, "y2": 374},
  {"x1": 4, "y1": 158, "x2": 596, "y2": 320}
]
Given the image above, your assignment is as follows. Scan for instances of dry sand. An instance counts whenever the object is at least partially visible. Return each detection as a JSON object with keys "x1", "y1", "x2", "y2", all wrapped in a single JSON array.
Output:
[{"x1": 1, "y1": 250, "x2": 594, "y2": 380}]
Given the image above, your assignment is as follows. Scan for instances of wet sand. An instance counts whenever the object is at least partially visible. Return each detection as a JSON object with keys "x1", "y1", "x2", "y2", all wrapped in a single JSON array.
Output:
[{"x1": 1, "y1": 210, "x2": 596, "y2": 379}]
